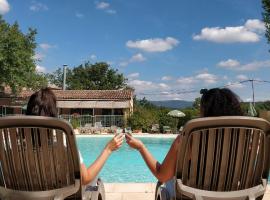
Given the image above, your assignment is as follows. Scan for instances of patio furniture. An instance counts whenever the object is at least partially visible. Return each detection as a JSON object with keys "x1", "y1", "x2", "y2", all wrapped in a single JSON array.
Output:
[
  {"x1": 151, "y1": 124, "x2": 160, "y2": 133},
  {"x1": 80, "y1": 123, "x2": 93, "y2": 134},
  {"x1": 94, "y1": 121, "x2": 102, "y2": 134},
  {"x1": 0, "y1": 116, "x2": 105, "y2": 200},
  {"x1": 156, "y1": 116, "x2": 270, "y2": 200},
  {"x1": 163, "y1": 126, "x2": 172, "y2": 134}
]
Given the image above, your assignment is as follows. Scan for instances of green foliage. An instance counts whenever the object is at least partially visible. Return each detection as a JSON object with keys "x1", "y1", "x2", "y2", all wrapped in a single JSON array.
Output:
[
  {"x1": 0, "y1": 16, "x2": 47, "y2": 93},
  {"x1": 240, "y1": 101, "x2": 270, "y2": 117},
  {"x1": 262, "y1": 0, "x2": 270, "y2": 51},
  {"x1": 71, "y1": 118, "x2": 80, "y2": 129},
  {"x1": 128, "y1": 97, "x2": 200, "y2": 133},
  {"x1": 255, "y1": 101, "x2": 270, "y2": 110},
  {"x1": 193, "y1": 97, "x2": 201, "y2": 109},
  {"x1": 45, "y1": 67, "x2": 70, "y2": 89},
  {"x1": 47, "y1": 62, "x2": 127, "y2": 90},
  {"x1": 128, "y1": 98, "x2": 159, "y2": 132},
  {"x1": 178, "y1": 108, "x2": 200, "y2": 127},
  {"x1": 158, "y1": 109, "x2": 174, "y2": 132}
]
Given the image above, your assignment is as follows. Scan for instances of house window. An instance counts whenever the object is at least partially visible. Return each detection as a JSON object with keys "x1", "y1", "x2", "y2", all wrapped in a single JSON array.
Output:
[
  {"x1": 5, "y1": 107, "x2": 14, "y2": 115},
  {"x1": 114, "y1": 109, "x2": 123, "y2": 115},
  {"x1": 0, "y1": 106, "x2": 3, "y2": 116},
  {"x1": 82, "y1": 109, "x2": 93, "y2": 115},
  {"x1": 102, "y1": 109, "x2": 112, "y2": 115},
  {"x1": 70, "y1": 108, "x2": 81, "y2": 115}
]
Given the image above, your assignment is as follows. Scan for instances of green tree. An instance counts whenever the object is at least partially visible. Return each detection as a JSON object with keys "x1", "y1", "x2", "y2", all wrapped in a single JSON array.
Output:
[
  {"x1": 192, "y1": 97, "x2": 201, "y2": 109},
  {"x1": 45, "y1": 67, "x2": 72, "y2": 89},
  {"x1": 263, "y1": 0, "x2": 270, "y2": 50},
  {"x1": 0, "y1": 16, "x2": 47, "y2": 93},
  {"x1": 47, "y1": 62, "x2": 127, "y2": 90}
]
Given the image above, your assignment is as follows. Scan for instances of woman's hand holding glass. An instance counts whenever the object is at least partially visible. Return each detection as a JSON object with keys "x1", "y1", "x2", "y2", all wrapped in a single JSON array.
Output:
[
  {"x1": 105, "y1": 133, "x2": 124, "y2": 153},
  {"x1": 125, "y1": 133, "x2": 144, "y2": 151}
]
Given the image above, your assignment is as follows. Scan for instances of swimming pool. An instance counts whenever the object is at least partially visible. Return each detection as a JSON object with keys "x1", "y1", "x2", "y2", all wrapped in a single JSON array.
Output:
[{"x1": 76, "y1": 135, "x2": 174, "y2": 183}]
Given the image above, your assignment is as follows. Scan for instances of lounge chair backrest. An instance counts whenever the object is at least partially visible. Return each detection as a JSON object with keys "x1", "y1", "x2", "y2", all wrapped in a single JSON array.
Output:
[
  {"x1": 176, "y1": 116, "x2": 270, "y2": 192},
  {"x1": 0, "y1": 116, "x2": 81, "y2": 199},
  {"x1": 95, "y1": 122, "x2": 102, "y2": 128}
]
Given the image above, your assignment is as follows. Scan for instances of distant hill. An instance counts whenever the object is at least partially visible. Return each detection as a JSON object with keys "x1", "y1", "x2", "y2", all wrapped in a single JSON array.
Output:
[{"x1": 150, "y1": 100, "x2": 193, "y2": 109}]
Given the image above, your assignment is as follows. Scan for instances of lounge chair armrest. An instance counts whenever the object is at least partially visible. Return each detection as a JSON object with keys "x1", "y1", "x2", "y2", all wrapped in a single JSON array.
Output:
[
  {"x1": 155, "y1": 183, "x2": 170, "y2": 200},
  {"x1": 155, "y1": 179, "x2": 177, "y2": 200},
  {"x1": 83, "y1": 178, "x2": 105, "y2": 200},
  {"x1": 0, "y1": 180, "x2": 80, "y2": 200},
  {"x1": 176, "y1": 179, "x2": 267, "y2": 200}
]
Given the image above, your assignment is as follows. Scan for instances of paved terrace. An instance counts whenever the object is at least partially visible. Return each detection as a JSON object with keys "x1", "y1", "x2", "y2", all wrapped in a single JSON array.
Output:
[{"x1": 104, "y1": 183, "x2": 270, "y2": 200}]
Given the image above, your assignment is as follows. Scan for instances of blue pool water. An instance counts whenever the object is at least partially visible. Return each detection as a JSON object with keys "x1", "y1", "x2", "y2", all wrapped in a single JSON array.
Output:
[{"x1": 76, "y1": 136, "x2": 174, "y2": 183}]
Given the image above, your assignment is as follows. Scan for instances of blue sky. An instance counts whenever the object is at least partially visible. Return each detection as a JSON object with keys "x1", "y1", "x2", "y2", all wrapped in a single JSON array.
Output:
[{"x1": 1, "y1": 0, "x2": 270, "y2": 101}]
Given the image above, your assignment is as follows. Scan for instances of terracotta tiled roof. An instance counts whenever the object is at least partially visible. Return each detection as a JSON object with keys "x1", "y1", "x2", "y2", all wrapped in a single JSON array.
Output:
[{"x1": 17, "y1": 89, "x2": 133, "y2": 100}]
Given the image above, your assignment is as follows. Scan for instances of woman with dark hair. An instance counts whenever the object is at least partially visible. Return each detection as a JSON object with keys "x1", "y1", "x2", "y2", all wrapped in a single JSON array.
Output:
[
  {"x1": 125, "y1": 87, "x2": 243, "y2": 182},
  {"x1": 26, "y1": 87, "x2": 124, "y2": 185},
  {"x1": 26, "y1": 87, "x2": 58, "y2": 117},
  {"x1": 200, "y1": 88, "x2": 243, "y2": 117}
]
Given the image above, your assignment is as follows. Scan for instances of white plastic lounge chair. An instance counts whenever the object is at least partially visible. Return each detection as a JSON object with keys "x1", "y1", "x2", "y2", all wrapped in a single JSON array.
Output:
[
  {"x1": 156, "y1": 116, "x2": 270, "y2": 200},
  {"x1": 0, "y1": 116, "x2": 105, "y2": 200}
]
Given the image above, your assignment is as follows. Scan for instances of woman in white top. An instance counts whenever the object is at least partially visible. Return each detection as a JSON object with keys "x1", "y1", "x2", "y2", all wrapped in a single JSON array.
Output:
[{"x1": 26, "y1": 87, "x2": 124, "y2": 185}]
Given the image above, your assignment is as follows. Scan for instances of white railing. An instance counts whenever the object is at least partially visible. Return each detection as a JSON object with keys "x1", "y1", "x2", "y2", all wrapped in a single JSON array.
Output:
[
  {"x1": 59, "y1": 114, "x2": 124, "y2": 127},
  {"x1": 0, "y1": 114, "x2": 125, "y2": 128}
]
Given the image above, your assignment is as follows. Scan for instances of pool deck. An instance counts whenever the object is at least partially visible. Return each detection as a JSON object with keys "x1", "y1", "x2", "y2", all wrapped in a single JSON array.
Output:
[
  {"x1": 76, "y1": 133, "x2": 178, "y2": 138},
  {"x1": 104, "y1": 183, "x2": 270, "y2": 200}
]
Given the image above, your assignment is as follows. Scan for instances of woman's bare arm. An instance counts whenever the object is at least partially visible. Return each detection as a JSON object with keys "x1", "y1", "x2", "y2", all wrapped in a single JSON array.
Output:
[
  {"x1": 126, "y1": 134, "x2": 181, "y2": 182},
  {"x1": 81, "y1": 134, "x2": 124, "y2": 185}
]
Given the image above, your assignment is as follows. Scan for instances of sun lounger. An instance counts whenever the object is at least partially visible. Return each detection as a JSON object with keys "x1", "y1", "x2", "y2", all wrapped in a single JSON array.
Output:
[
  {"x1": 163, "y1": 126, "x2": 172, "y2": 134},
  {"x1": 0, "y1": 116, "x2": 105, "y2": 200},
  {"x1": 156, "y1": 116, "x2": 270, "y2": 200},
  {"x1": 151, "y1": 124, "x2": 160, "y2": 133}
]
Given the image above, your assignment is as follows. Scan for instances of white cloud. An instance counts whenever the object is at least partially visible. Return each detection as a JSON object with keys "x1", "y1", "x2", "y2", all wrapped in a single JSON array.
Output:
[
  {"x1": 75, "y1": 12, "x2": 84, "y2": 18},
  {"x1": 130, "y1": 53, "x2": 146, "y2": 62},
  {"x1": 195, "y1": 73, "x2": 218, "y2": 84},
  {"x1": 119, "y1": 61, "x2": 129, "y2": 67},
  {"x1": 0, "y1": 0, "x2": 10, "y2": 15},
  {"x1": 90, "y1": 54, "x2": 97, "y2": 60},
  {"x1": 128, "y1": 79, "x2": 156, "y2": 91},
  {"x1": 225, "y1": 82, "x2": 245, "y2": 89},
  {"x1": 244, "y1": 19, "x2": 265, "y2": 33},
  {"x1": 218, "y1": 59, "x2": 270, "y2": 71},
  {"x1": 128, "y1": 79, "x2": 170, "y2": 93},
  {"x1": 119, "y1": 53, "x2": 146, "y2": 67},
  {"x1": 159, "y1": 83, "x2": 170, "y2": 89},
  {"x1": 245, "y1": 98, "x2": 253, "y2": 102},
  {"x1": 236, "y1": 74, "x2": 248, "y2": 81},
  {"x1": 36, "y1": 65, "x2": 46, "y2": 73},
  {"x1": 33, "y1": 52, "x2": 45, "y2": 61},
  {"x1": 223, "y1": 75, "x2": 228, "y2": 80},
  {"x1": 96, "y1": 2, "x2": 116, "y2": 14},
  {"x1": 127, "y1": 73, "x2": 140, "y2": 80},
  {"x1": 176, "y1": 77, "x2": 197, "y2": 84},
  {"x1": 217, "y1": 59, "x2": 240, "y2": 69},
  {"x1": 161, "y1": 76, "x2": 173, "y2": 81},
  {"x1": 176, "y1": 72, "x2": 218, "y2": 86},
  {"x1": 193, "y1": 19, "x2": 264, "y2": 43},
  {"x1": 96, "y1": 2, "x2": 110, "y2": 9},
  {"x1": 239, "y1": 60, "x2": 270, "y2": 71},
  {"x1": 30, "y1": 1, "x2": 48, "y2": 12},
  {"x1": 39, "y1": 43, "x2": 56, "y2": 50},
  {"x1": 126, "y1": 37, "x2": 179, "y2": 52}
]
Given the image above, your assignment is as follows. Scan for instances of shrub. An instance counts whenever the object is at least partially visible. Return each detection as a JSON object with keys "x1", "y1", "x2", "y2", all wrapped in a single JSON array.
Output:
[{"x1": 71, "y1": 118, "x2": 80, "y2": 129}]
